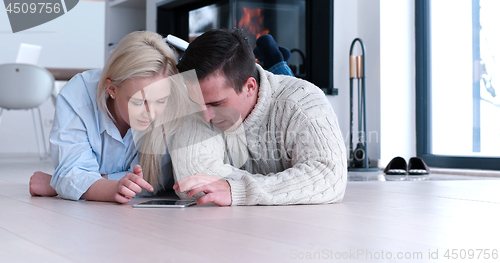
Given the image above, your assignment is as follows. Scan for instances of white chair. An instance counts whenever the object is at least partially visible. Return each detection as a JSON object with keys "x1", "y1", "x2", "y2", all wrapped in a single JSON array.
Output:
[{"x1": 0, "y1": 63, "x2": 55, "y2": 159}]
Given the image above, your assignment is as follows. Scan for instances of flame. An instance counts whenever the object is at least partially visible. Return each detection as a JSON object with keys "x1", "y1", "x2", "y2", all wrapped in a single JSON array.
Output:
[{"x1": 238, "y1": 7, "x2": 269, "y2": 39}]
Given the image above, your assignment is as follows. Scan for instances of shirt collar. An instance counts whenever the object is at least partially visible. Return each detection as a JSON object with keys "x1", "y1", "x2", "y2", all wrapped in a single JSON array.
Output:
[{"x1": 97, "y1": 104, "x2": 129, "y2": 143}]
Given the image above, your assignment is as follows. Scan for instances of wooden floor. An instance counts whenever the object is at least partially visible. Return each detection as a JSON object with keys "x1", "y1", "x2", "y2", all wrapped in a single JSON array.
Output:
[{"x1": 1, "y1": 155, "x2": 499, "y2": 262}]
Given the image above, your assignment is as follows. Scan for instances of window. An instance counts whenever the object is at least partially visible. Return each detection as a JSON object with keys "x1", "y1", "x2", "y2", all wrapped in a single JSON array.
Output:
[{"x1": 416, "y1": 0, "x2": 500, "y2": 169}]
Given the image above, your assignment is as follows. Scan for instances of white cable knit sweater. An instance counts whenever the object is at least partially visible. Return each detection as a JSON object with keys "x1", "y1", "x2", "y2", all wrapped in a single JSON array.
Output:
[{"x1": 170, "y1": 65, "x2": 347, "y2": 205}]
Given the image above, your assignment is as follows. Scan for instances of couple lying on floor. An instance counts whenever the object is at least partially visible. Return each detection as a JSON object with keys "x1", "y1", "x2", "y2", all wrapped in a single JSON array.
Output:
[{"x1": 29, "y1": 29, "x2": 347, "y2": 206}]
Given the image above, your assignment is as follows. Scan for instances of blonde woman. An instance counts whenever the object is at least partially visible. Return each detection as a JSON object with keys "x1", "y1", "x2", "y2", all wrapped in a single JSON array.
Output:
[{"x1": 29, "y1": 31, "x2": 189, "y2": 203}]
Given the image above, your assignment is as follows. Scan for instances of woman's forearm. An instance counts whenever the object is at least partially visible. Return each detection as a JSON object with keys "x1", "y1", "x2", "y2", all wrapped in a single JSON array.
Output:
[{"x1": 81, "y1": 179, "x2": 118, "y2": 202}]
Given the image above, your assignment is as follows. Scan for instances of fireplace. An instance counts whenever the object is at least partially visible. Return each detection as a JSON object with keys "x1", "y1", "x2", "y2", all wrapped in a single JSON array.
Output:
[{"x1": 157, "y1": 0, "x2": 337, "y2": 95}]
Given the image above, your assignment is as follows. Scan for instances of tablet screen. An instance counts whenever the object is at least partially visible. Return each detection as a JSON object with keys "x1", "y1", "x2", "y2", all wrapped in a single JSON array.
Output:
[{"x1": 133, "y1": 199, "x2": 196, "y2": 208}]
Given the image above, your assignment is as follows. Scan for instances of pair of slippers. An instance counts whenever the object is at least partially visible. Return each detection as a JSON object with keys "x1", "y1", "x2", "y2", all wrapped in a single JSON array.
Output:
[{"x1": 384, "y1": 157, "x2": 430, "y2": 175}]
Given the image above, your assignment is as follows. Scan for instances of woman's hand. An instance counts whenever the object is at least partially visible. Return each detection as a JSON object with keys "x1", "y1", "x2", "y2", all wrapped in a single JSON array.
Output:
[
  {"x1": 29, "y1": 171, "x2": 57, "y2": 197},
  {"x1": 114, "y1": 165, "x2": 154, "y2": 204}
]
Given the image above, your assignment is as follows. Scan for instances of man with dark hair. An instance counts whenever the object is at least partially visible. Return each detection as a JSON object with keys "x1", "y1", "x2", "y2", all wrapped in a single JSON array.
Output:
[{"x1": 171, "y1": 28, "x2": 347, "y2": 206}]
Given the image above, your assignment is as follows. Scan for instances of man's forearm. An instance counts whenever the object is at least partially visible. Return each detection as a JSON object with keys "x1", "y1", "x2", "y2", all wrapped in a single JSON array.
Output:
[{"x1": 225, "y1": 159, "x2": 346, "y2": 206}]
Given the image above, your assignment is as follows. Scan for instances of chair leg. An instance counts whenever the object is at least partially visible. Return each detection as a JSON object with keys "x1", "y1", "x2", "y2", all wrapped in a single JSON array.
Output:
[
  {"x1": 37, "y1": 107, "x2": 48, "y2": 158},
  {"x1": 32, "y1": 108, "x2": 47, "y2": 160}
]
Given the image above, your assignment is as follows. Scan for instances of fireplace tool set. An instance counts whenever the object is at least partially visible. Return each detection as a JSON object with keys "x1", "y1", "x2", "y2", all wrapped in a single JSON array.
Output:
[{"x1": 348, "y1": 38, "x2": 378, "y2": 171}]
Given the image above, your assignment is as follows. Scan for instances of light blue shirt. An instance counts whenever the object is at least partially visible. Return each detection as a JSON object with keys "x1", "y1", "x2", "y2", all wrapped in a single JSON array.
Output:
[{"x1": 50, "y1": 69, "x2": 139, "y2": 200}]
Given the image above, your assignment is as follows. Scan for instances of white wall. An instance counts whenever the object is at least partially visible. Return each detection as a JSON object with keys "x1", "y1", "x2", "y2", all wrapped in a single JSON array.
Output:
[
  {"x1": 332, "y1": 0, "x2": 415, "y2": 168},
  {"x1": 379, "y1": 0, "x2": 416, "y2": 166},
  {"x1": 0, "y1": 2, "x2": 105, "y2": 154},
  {"x1": 329, "y1": 0, "x2": 357, "y2": 156},
  {"x1": 146, "y1": 0, "x2": 165, "y2": 31},
  {"x1": 357, "y1": 0, "x2": 382, "y2": 165},
  {"x1": 331, "y1": 0, "x2": 382, "y2": 166}
]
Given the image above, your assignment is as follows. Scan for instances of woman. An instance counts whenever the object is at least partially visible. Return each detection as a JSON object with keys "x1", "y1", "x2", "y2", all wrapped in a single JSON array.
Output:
[{"x1": 29, "y1": 31, "x2": 189, "y2": 203}]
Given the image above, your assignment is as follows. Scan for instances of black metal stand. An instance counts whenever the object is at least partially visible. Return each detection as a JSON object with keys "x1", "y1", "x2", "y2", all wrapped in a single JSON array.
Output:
[{"x1": 348, "y1": 38, "x2": 378, "y2": 172}]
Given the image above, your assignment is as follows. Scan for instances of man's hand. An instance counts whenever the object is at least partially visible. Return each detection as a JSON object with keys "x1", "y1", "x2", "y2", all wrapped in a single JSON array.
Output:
[
  {"x1": 114, "y1": 165, "x2": 154, "y2": 204},
  {"x1": 173, "y1": 173, "x2": 232, "y2": 206},
  {"x1": 29, "y1": 171, "x2": 57, "y2": 197}
]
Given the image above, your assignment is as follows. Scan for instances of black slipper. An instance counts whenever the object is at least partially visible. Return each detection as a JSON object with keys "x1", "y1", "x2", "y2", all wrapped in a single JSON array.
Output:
[
  {"x1": 408, "y1": 157, "x2": 430, "y2": 175},
  {"x1": 384, "y1": 157, "x2": 407, "y2": 175}
]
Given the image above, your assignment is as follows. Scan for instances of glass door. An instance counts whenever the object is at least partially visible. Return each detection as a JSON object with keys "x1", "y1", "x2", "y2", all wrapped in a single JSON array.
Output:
[{"x1": 416, "y1": 0, "x2": 500, "y2": 169}]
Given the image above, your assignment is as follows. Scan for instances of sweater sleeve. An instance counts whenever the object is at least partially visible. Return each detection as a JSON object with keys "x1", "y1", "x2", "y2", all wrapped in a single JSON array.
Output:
[
  {"x1": 50, "y1": 87, "x2": 103, "y2": 201},
  {"x1": 169, "y1": 114, "x2": 236, "y2": 199},
  {"x1": 227, "y1": 108, "x2": 347, "y2": 206}
]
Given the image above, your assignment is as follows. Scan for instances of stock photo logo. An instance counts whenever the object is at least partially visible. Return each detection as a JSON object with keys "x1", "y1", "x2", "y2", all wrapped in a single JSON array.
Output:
[{"x1": 3, "y1": 0, "x2": 79, "y2": 33}]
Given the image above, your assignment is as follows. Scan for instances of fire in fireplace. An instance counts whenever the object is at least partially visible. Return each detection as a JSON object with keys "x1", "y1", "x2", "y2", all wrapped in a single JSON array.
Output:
[
  {"x1": 238, "y1": 7, "x2": 269, "y2": 41},
  {"x1": 157, "y1": 0, "x2": 336, "y2": 95}
]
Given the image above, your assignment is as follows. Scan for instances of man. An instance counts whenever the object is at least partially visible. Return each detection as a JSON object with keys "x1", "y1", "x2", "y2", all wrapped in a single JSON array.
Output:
[{"x1": 171, "y1": 28, "x2": 347, "y2": 206}]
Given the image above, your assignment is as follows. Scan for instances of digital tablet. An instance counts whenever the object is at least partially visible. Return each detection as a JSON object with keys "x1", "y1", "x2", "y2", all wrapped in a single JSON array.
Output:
[{"x1": 132, "y1": 199, "x2": 196, "y2": 208}]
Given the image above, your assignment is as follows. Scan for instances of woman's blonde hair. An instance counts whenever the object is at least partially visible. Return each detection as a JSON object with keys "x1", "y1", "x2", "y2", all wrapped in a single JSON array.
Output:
[{"x1": 97, "y1": 31, "x2": 189, "y2": 192}]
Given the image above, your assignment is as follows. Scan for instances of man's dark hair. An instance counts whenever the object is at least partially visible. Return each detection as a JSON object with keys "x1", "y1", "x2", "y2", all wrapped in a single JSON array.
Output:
[{"x1": 177, "y1": 28, "x2": 259, "y2": 93}]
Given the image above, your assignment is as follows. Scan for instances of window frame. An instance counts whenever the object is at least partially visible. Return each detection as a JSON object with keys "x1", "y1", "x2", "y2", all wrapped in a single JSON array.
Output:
[{"x1": 415, "y1": 0, "x2": 500, "y2": 170}]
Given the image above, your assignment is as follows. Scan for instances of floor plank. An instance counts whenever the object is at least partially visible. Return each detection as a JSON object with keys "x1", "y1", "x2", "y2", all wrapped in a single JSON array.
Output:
[{"x1": 1, "y1": 155, "x2": 499, "y2": 262}]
